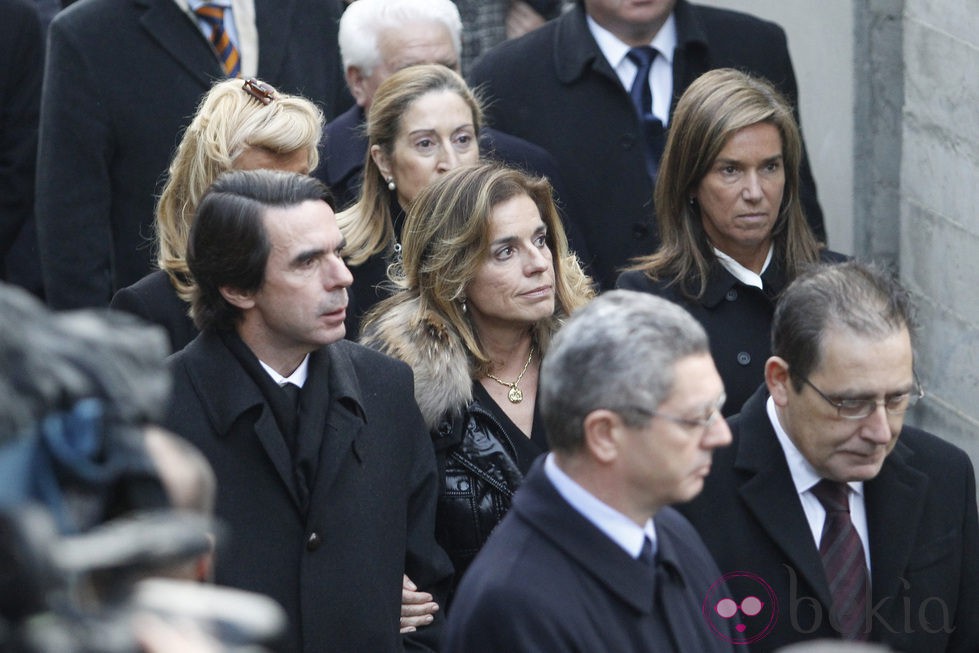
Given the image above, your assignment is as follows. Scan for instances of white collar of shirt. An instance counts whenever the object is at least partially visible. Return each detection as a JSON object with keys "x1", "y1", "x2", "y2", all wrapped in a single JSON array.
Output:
[
  {"x1": 259, "y1": 354, "x2": 310, "y2": 388},
  {"x1": 766, "y1": 396, "x2": 871, "y2": 571},
  {"x1": 586, "y1": 13, "x2": 676, "y2": 125},
  {"x1": 544, "y1": 454, "x2": 657, "y2": 559},
  {"x1": 713, "y1": 244, "x2": 773, "y2": 290},
  {"x1": 175, "y1": 0, "x2": 258, "y2": 78}
]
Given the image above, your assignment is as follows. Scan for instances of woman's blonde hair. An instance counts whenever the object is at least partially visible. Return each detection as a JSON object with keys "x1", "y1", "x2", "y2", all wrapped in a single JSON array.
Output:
[
  {"x1": 337, "y1": 64, "x2": 482, "y2": 266},
  {"x1": 156, "y1": 78, "x2": 323, "y2": 300},
  {"x1": 364, "y1": 163, "x2": 594, "y2": 377},
  {"x1": 629, "y1": 68, "x2": 820, "y2": 298}
]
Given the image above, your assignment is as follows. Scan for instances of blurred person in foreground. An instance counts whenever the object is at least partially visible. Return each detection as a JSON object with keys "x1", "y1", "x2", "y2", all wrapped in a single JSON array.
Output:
[
  {"x1": 165, "y1": 169, "x2": 452, "y2": 652},
  {"x1": 618, "y1": 68, "x2": 845, "y2": 417},
  {"x1": 111, "y1": 77, "x2": 322, "y2": 353},
  {"x1": 445, "y1": 290, "x2": 734, "y2": 651},
  {"x1": 361, "y1": 163, "x2": 593, "y2": 598}
]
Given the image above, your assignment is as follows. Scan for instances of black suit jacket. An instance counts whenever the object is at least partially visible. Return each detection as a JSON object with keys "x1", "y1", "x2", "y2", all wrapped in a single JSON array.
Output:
[
  {"x1": 0, "y1": 0, "x2": 42, "y2": 288},
  {"x1": 36, "y1": 0, "x2": 351, "y2": 309},
  {"x1": 445, "y1": 457, "x2": 734, "y2": 652},
  {"x1": 165, "y1": 330, "x2": 453, "y2": 653},
  {"x1": 110, "y1": 269, "x2": 196, "y2": 353},
  {"x1": 315, "y1": 104, "x2": 591, "y2": 262},
  {"x1": 469, "y1": 1, "x2": 825, "y2": 289},
  {"x1": 680, "y1": 386, "x2": 979, "y2": 651}
]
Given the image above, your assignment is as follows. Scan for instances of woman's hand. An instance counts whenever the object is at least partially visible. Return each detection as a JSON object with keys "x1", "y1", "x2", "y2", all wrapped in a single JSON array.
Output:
[{"x1": 400, "y1": 574, "x2": 439, "y2": 633}]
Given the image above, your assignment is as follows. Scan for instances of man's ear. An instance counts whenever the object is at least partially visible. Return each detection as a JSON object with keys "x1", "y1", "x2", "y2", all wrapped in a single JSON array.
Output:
[
  {"x1": 219, "y1": 286, "x2": 255, "y2": 311},
  {"x1": 346, "y1": 66, "x2": 370, "y2": 108},
  {"x1": 581, "y1": 409, "x2": 623, "y2": 464},
  {"x1": 766, "y1": 356, "x2": 792, "y2": 407}
]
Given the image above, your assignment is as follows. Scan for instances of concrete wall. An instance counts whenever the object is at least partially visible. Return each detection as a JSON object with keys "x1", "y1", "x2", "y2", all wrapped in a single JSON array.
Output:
[
  {"x1": 694, "y1": 0, "x2": 855, "y2": 255},
  {"x1": 898, "y1": 0, "x2": 979, "y2": 461}
]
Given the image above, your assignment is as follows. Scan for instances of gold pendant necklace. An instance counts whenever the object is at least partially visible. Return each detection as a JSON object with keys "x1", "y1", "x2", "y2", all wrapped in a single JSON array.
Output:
[{"x1": 485, "y1": 346, "x2": 534, "y2": 404}]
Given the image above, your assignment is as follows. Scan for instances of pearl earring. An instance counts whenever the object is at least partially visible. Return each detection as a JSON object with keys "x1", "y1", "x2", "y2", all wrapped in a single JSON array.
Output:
[{"x1": 387, "y1": 178, "x2": 396, "y2": 192}]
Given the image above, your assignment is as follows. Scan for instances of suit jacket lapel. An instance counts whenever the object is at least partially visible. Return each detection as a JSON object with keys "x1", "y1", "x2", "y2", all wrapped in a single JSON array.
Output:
[
  {"x1": 309, "y1": 344, "x2": 363, "y2": 498},
  {"x1": 734, "y1": 389, "x2": 834, "y2": 609},
  {"x1": 865, "y1": 438, "x2": 928, "y2": 606},
  {"x1": 136, "y1": 0, "x2": 222, "y2": 87},
  {"x1": 181, "y1": 331, "x2": 302, "y2": 508}
]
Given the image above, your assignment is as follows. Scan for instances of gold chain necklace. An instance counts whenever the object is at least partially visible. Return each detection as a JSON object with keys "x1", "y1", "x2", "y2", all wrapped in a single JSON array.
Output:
[{"x1": 485, "y1": 346, "x2": 535, "y2": 404}]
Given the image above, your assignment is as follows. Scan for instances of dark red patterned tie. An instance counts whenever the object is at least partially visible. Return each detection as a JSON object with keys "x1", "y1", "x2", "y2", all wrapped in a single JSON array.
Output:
[
  {"x1": 194, "y1": 4, "x2": 241, "y2": 77},
  {"x1": 811, "y1": 479, "x2": 870, "y2": 639}
]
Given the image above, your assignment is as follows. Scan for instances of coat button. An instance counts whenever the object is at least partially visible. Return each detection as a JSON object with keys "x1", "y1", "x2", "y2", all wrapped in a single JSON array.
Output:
[
  {"x1": 725, "y1": 289, "x2": 738, "y2": 301},
  {"x1": 306, "y1": 532, "x2": 322, "y2": 551},
  {"x1": 631, "y1": 223, "x2": 649, "y2": 239},
  {"x1": 737, "y1": 351, "x2": 751, "y2": 366}
]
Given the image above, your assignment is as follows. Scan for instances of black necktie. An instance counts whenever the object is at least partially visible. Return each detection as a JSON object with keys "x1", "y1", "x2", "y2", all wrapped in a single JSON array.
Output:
[
  {"x1": 280, "y1": 382, "x2": 301, "y2": 454},
  {"x1": 811, "y1": 479, "x2": 870, "y2": 639},
  {"x1": 627, "y1": 46, "x2": 657, "y2": 117},
  {"x1": 626, "y1": 46, "x2": 665, "y2": 177},
  {"x1": 638, "y1": 535, "x2": 656, "y2": 566}
]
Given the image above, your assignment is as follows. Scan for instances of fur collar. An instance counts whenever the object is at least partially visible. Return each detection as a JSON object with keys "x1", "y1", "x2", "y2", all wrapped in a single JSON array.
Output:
[{"x1": 359, "y1": 297, "x2": 472, "y2": 430}]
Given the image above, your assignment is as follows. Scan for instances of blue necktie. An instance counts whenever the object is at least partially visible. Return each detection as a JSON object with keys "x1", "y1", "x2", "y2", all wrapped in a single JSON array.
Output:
[{"x1": 626, "y1": 46, "x2": 665, "y2": 177}]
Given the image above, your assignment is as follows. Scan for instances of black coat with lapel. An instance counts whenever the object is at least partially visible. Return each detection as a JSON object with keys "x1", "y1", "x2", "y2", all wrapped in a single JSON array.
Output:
[
  {"x1": 36, "y1": 0, "x2": 350, "y2": 309},
  {"x1": 445, "y1": 458, "x2": 735, "y2": 652},
  {"x1": 165, "y1": 330, "x2": 453, "y2": 653},
  {"x1": 680, "y1": 386, "x2": 979, "y2": 651},
  {"x1": 469, "y1": 1, "x2": 825, "y2": 289}
]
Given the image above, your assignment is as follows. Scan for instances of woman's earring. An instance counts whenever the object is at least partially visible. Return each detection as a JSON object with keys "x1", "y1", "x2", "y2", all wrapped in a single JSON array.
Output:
[
  {"x1": 387, "y1": 178, "x2": 396, "y2": 192},
  {"x1": 461, "y1": 298, "x2": 467, "y2": 314},
  {"x1": 688, "y1": 196, "x2": 696, "y2": 206}
]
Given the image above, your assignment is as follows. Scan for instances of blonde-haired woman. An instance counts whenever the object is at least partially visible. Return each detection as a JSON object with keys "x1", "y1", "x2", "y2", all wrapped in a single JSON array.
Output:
[
  {"x1": 338, "y1": 64, "x2": 482, "y2": 338},
  {"x1": 361, "y1": 162, "x2": 594, "y2": 596},
  {"x1": 111, "y1": 77, "x2": 323, "y2": 351}
]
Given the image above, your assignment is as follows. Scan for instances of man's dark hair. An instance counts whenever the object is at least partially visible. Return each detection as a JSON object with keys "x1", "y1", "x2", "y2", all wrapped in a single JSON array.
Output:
[
  {"x1": 772, "y1": 260, "x2": 916, "y2": 390},
  {"x1": 187, "y1": 170, "x2": 335, "y2": 332}
]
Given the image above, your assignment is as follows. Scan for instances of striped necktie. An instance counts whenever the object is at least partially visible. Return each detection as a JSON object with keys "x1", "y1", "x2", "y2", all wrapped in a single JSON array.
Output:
[
  {"x1": 811, "y1": 479, "x2": 870, "y2": 639},
  {"x1": 194, "y1": 4, "x2": 241, "y2": 77}
]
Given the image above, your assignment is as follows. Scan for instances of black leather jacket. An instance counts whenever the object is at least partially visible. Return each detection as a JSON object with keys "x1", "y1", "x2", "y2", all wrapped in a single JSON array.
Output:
[{"x1": 431, "y1": 395, "x2": 525, "y2": 591}]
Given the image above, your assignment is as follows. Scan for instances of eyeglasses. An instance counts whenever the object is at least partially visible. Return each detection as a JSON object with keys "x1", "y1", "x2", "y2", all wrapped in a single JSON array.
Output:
[
  {"x1": 618, "y1": 393, "x2": 727, "y2": 433},
  {"x1": 796, "y1": 375, "x2": 923, "y2": 420}
]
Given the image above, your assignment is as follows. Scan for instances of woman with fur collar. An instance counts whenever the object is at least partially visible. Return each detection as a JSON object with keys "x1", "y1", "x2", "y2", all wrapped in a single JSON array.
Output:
[{"x1": 360, "y1": 162, "x2": 594, "y2": 598}]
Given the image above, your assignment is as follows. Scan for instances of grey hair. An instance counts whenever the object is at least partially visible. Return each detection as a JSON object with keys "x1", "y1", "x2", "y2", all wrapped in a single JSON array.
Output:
[
  {"x1": 338, "y1": 0, "x2": 463, "y2": 75},
  {"x1": 540, "y1": 290, "x2": 709, "y2": 452}
]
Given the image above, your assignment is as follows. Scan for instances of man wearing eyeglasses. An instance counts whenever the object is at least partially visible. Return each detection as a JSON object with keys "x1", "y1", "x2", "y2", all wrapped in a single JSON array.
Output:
[
  {"x1": 681, "y1": 260, "x2": 979, "y2": 651},
  {"x1": 445, "y1": 290, "x2": 735, "y2": 652}
]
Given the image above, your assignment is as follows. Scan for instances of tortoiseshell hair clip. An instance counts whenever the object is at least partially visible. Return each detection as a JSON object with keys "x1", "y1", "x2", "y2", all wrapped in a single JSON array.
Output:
[{"x1": 242, "y1": 78, "x2": 277, "y2": 105}]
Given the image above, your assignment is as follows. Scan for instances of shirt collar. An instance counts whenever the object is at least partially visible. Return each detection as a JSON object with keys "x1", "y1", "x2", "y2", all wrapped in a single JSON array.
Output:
[
  {"x1": 713, "y1": 244, "x2": 774, "y2": 290},
  {"x1": 544, "y1": 454, "x2": 657, "y2": 559},
  {"x1": 259, "y1": 354, "x2": 310, "y2": 388},
  {"x1": 586, "y1": 12, "x2": 676, "y2": 69}
]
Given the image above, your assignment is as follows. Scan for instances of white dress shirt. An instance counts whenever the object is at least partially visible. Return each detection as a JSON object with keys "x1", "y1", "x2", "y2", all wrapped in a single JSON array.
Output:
[
  {"x1": 260, "y1": 353, "x2": 310, "y2": 389},
  {"x1": 714, "y1": 244, "x2": 774, "y2": 290}
]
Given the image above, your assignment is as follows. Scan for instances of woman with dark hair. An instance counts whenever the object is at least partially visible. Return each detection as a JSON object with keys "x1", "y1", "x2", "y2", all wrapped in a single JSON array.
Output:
[
  {"x1": 360, "y1": 162, "x2": 594, "y2": 594},
  {"x1": 617, "y1": 68, "x2": 844, "y2": 416}
]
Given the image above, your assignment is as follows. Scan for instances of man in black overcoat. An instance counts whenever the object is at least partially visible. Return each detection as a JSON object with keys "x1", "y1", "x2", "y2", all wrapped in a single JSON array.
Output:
[
  {"x1": 164, "y1": 170, "x2": 452, "y2": 653},
  {"x1": 36, "y1": 0, "x2": 351, "y2": 309},
  {"x1": 681, "y1": 261, "x2": 979, "y2": 651}
]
